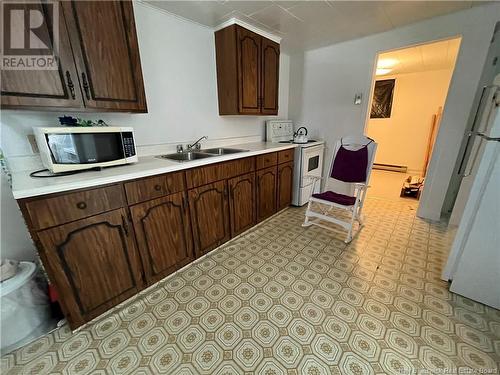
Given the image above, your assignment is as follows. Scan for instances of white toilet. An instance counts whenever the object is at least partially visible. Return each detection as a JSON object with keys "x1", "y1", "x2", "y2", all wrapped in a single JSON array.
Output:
[{"x1": 0, "y1": 262, "x2": 55, "y2": 354}]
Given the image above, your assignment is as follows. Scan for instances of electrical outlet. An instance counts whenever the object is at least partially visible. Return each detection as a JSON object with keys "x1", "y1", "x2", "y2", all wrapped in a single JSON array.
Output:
[{"x1": 27, "y1": 134, "x2": 39, "y2": 153}]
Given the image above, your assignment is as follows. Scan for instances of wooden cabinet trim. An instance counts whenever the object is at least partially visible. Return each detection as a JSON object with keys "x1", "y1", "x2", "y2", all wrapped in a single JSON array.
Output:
[
  {"x1": 1, "y1": 1, "x2": 85, "y2": 109},
  {"x1": 125, "y1": 171, "x2": 186, "y2": 205},
  {"x1": 37, "y1": 208, "x2": 142, "y2": 328},
  {"x1": 131, "y1": 192, "x2": 193, "y2": 285},
  {"x1": 62, "y1": 1, "x2": 147, "y2": 112},
  {"x1": 237, "y1": 27, "x2": 261, "y2": 114},
  {"x1": 25, "y1": 184, "x2": 124, "y2": 230},
  {"x1": 256, "y1": 152, "x2": 277, "y2": 170},
  {"x1": 261, "y1": 38, "x2": 280, "y2": 115},
  {"x1": 55, "y1": 219, "x2": 136, "y2": 315},
  {"x1": 186, "y1": 157, "x2": 255, "y2": 189},
  {"x1": 278, "y1": 149, "x2": 294, "y2": 164},
  {"x1": 189, "y1": 181, "x2": 230, "y2": 257},
  {"x1": 256, "y1": 166, "x2": 277, "y2": 222},
  {"x1": 228, "y1": 172, "x2": 256, "y2": 237},
  {"x1": 277, "y1": 161, "x2": 294, "y2": 211},
  {"x1": 215, "y1": 24, "x2": 279, "y2": 115}
]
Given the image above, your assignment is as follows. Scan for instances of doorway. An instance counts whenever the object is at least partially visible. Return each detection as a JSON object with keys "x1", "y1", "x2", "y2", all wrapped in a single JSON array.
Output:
[{"x1": 365, "y1": 37, "x2": 461, "y2": 201}]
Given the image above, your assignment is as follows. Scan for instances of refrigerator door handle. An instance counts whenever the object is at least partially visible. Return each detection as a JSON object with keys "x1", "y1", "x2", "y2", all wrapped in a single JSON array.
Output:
[
  {"x1": 477, "y1": 133, "x2": 500, "y2": 142},
  {"x1": 463, "y1": 136, "x2": 484, "y2": 177},
  {"x1": 457, "y1": 85, "x2": 498, "y2": 175},
  {"x1": 474, "y1": 85, "x2": 499, "y2": 134}
]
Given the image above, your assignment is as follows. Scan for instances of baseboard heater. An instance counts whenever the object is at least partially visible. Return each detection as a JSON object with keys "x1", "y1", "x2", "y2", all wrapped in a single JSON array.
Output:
[{"x1": 373, "y1": 163, "x2": 408, "y2": 173}]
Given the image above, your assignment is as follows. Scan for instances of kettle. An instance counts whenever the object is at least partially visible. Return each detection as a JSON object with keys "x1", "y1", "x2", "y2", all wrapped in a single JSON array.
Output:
[{"x1": 293, "y1": 127, "x2": 308, "y2": 144}]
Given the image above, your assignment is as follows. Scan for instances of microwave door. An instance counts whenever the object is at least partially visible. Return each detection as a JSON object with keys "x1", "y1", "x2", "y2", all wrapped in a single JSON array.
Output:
[
  {"x1": 47, "y1": 133, "x2": 125, "y2": 165},
  {"x1": 48, "y1": 134, "x2": 82, "y2": 164}
]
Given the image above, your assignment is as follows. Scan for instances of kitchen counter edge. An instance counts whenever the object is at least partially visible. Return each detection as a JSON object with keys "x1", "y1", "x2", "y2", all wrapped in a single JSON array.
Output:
[{"x1": 12, "y1": 142, "x2": 298, "y2": 199}]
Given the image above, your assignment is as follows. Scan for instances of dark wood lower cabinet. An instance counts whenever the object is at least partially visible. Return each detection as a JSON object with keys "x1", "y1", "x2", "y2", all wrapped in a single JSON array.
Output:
[
  {"x1": 189, "y1": 181, "x2": 230, "y2": 257},
  {"x1": 36, "y1": 208, "x2": 143, "y2": 328},
  {"x1": 256, "y1": 166, "x2": 277, "y2": 222},
  {"x1": 228, "y1": 172, "x2": 256, "y2": 237},
  {"x1": 19, "y1": 152, "x2": 294, "y2": 329},
  {"x1": 130, "y1": 192, "x2": 193, "y2": 286},
  {"x1": 277, "y1": 162, "x2": 294, "y2": 210}
]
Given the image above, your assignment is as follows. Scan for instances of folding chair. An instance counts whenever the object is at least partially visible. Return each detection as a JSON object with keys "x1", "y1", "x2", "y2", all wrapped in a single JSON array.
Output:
[{"x1": 302, "y1": 135, "x2": 377, "y2": 243}]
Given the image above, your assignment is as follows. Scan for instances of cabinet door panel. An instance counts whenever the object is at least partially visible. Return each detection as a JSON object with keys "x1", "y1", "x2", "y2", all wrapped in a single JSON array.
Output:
[
  {"x1": 1, "y1": 1, "x2": 84, "y2": 109},
  {"x1": 37, "y1": 208, "x2": 142, "y2": 329},
  {"x1": 237, "y1": 26, "x2": 261, "y2": 114},
  {"x1": 229, "y1": 173, "x2": 256, "y2": 237},
  {"x1": 256, "y1": 166, "x2": 277, "y2": 222},
  {"x1": 62, "y1": 1, "x2": 147, "y2": 112},
  {"x1": 261, "y1": 38, "x2": 279, "y2": 115},
  {"x1": 277, "y1": 162, "x2": 294, "y2": 210},
  {"x1": 189, "y1": 181, "x2": 230, "y2": 257},
  {"x1": 131, "y1": 192, "x2": 193, "y2": 285}
]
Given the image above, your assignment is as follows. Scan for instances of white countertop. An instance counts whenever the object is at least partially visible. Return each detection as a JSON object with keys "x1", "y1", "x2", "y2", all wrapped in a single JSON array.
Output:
[{"x1": 11, "y1": 142, "x2": 297, "y2": 199}]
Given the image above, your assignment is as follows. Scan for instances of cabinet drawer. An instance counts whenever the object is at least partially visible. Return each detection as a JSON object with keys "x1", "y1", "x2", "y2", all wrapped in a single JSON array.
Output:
[
  {"x1": 125, "y1": 171, "x2": 185, "y2": 205},
  {"x1": 186, "y1": 157, "x2": 255, "y2": 189},
  {"x1": 278, "y1": 149, "x2": 294, "y2": 164},
  {"x1": 256, "y1": 152, "x2": 277, "y2": 170},
  {"x1": 25, "y1": 185, "x2": 124, "y2": 230}
]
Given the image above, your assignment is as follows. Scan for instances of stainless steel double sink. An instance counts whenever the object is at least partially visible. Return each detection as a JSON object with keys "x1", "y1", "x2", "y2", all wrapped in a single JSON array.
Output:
[{"x1": 157, "y1": 147, "x2": 248, "y2": 162}]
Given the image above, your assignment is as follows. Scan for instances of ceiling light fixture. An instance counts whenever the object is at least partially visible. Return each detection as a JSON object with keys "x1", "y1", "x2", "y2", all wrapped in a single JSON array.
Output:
[
  {"x1": 376, "y1": 68, "x2": 392, "y2": 76},
  {"x1": 377, "y1": 58, "x2": 398, "y2": 69}
]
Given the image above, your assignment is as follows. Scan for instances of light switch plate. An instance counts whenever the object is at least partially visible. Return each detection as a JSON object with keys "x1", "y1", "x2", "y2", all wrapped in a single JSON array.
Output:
[{"x1": 354, "y1": 93, "x2": 362, "y2": 105}]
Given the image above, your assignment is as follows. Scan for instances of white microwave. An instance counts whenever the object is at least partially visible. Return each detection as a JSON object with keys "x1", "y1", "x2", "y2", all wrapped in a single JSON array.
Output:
[{"x1": 34, "y1": 127, "x2": 138, "y2": 173}]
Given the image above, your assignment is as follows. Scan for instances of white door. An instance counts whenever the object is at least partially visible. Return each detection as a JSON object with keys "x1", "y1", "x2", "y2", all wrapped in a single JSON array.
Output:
[{"x1": 448, "y1": 140, "x2": 500, "y2": 308}]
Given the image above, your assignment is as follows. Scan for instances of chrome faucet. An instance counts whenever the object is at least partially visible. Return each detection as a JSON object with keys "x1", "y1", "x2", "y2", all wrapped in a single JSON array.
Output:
[{"x1": 186, "y1": 136, "x2": 207, "y2": 151}]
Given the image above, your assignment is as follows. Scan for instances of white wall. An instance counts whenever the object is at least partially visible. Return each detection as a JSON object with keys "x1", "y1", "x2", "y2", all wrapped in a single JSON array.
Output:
[
  {"x1": 1, "y1": 2, "x2": 290, "y2": 158},
  {"x1": 289, "y1": 3, "x2": 500, "y2": 221},
  {"x1": 0, "y1": 2, "x2": 291, "y2": 260},
  {"x1": 366, "y1": 69, "x2": 454, "y2": 174}
]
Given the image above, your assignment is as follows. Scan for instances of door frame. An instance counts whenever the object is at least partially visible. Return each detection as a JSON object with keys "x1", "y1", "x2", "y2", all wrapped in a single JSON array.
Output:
[{"x1": 362, "y1": 35, "x2": 463, "y2": 214}]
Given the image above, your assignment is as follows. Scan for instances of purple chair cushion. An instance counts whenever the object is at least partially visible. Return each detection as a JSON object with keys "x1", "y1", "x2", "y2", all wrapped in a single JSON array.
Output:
[
  {"x1": 331, "y1": 145, "x2": 368, "y2": 183},
  {"x1": 312, "y1": 191, "x2": 356, "y2": 206}
]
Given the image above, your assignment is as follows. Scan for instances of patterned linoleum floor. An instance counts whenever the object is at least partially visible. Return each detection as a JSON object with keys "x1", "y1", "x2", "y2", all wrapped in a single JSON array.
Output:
[{"x1": 2, "y1": 198, "x2": 500, "y2": 375}]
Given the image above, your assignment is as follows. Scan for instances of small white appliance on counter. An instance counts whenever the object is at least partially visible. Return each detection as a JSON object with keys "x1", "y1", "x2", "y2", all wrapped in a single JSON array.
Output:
[
  {"x1": 442, "y1": 82, "x2": 500, "y2": 309},
  {"x1": 266, "y1": 120, "x2": 325, "y2": 206},
  {"x1": 34, "y1": 126, "x2": 138, "y2": 173}
]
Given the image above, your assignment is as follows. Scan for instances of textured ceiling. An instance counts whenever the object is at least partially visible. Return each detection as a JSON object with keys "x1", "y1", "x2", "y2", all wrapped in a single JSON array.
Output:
[
  {"x1": 145, "y1": 1, "x2": 486, "y2": 51},
  {"x1": 376, "y1": 37, "x2": 461, "y2": 76}
]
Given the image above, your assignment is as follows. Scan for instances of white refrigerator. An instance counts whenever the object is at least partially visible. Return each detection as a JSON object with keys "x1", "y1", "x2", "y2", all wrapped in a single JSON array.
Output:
[{"x1": 442, "y1": 82, "x2": 500, "y2": 309}]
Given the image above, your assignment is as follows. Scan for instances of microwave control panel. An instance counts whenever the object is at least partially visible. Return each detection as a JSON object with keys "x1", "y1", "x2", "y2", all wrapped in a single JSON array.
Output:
[{"x1": 122, "y1": 132, "x2": 136, "y2": 157}]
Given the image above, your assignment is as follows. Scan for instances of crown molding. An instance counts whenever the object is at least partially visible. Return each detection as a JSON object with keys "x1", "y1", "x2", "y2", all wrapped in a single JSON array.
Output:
[{"x1": 215, "y1": 18, "x2": 282, "y2": 44}]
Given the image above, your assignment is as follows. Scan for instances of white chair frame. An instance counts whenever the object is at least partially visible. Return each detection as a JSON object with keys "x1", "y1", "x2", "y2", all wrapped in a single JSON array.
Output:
[{"x1": 302, "y1": 135, "x2": 377, "y2": 243}]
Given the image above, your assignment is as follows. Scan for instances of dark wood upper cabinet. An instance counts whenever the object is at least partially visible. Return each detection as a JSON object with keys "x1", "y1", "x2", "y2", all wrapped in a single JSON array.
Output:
[
  {"x1": 256, "y1": 166, "x2": 277, "y2": 222},
  {"x1": 37, "y1": 208, "x2": 143, "y2": 328},
  {"x1": 1, "y1": 0, "x2": 147, "y2": 112},
  {"x1": 237, "y1": 27, "x2": 261, "y2": 114},
  {"x1": 228, "y1": 172, "x2": 256, "y2": 237},
  {"x1": 62, "y1": 1, "x2": 147, "y2": 112},
  {"x1": 188, "y1": 181, "x2": 230, "y2": 257},
  {"x1": 215, "y1": 24, "x2": 279, "y2": 115},
  {"x1": 261, "y1": 38, "x2": 280, "y2": 115},
  {"x1": 1, "y1": 1, "x2": 84, "y2": 109},
  {"x1": 130, "y1": 192, "x2": 193, "y2": 286},
  {"x1": 277, "y1": 162, "x2": 294, "y2": 210}
]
